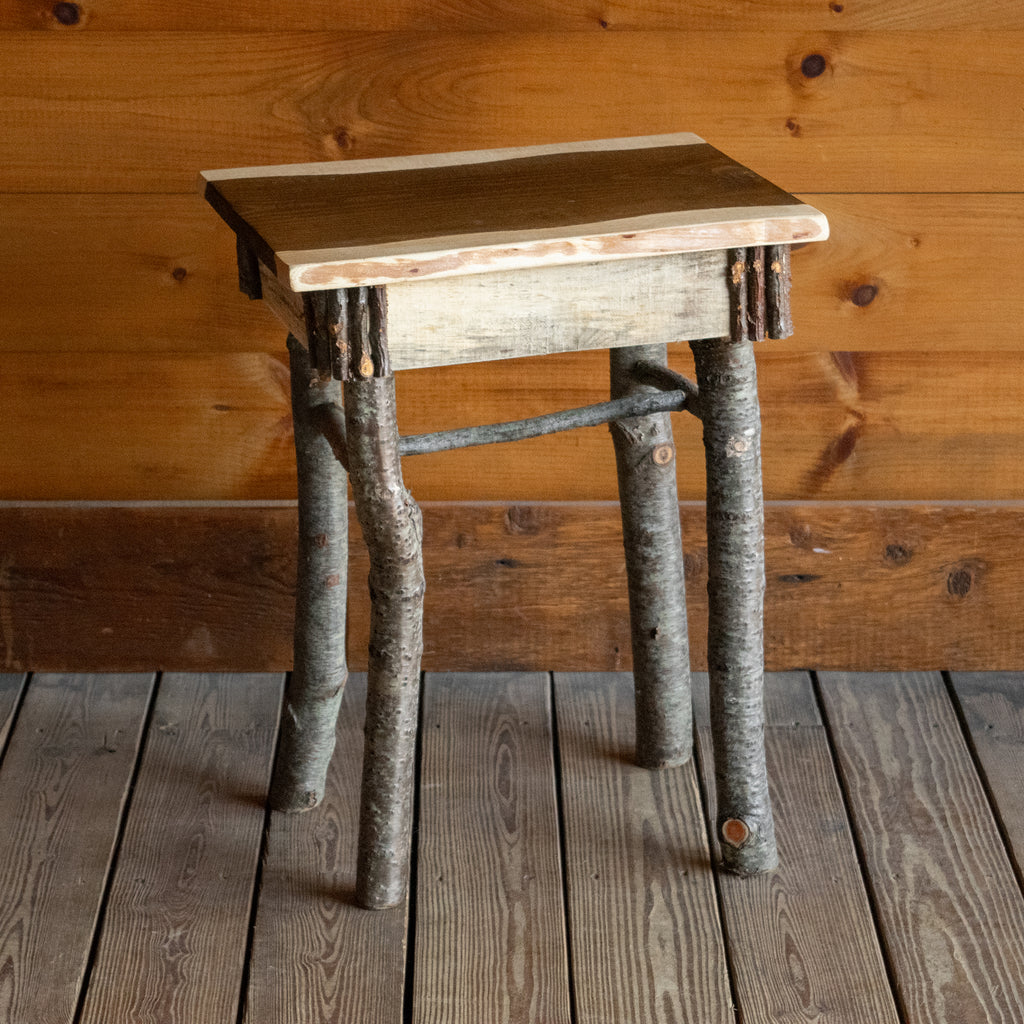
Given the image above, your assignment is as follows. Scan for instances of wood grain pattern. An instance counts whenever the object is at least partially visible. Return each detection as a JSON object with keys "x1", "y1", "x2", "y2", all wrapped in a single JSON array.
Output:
[
  {"x1": 0, "y1": 193, "x2": 285, "y2": 353},
  {"x1": 6, "y1": 348, "x2": 1024, "y2": 502},
  {"x1": 817, "y1": 672, "x2": 1024, "y2": 1024},
  {"x1": 695, "y1": 672, "x2": 899, "y2": 1024},
  {"x1": 949, "y1": 672, "x2": 1024, "y2": 878},
  {"x1": 246, "y1": 673, "x2": 409, "y2": 1024},
  {"x1": 0, "y1": 352, "x2": 295, "y2": 501},
  {"x1": 268, "y1": 251, "x2": 729, "y2": 370},
  {"x1": 554, "y1": 672, "x2": 733, "y2": 1024},
  {"x1": 414, "y1": 672, "x2": 571, "y2": 1024},
  {"x1": 0, "y1": 674, "x2": 26, "y2": 753},
  {"x1": 3, "y1": 501, "x2": 1024, "y2": 673},
  {"x1": 0, "y1": 673, "x2": 155, "y2": 1024},
  {"x1": 5, "y1": 0, "x2": 1023, "y2": 31},
  {"x1": 78, "y1": 672, "x2": 283, "y2": 1024},
  {"x1": 5, "y1": 193, "x2": 1022, "y2": 355},
  {"x1": 202, "y1": 135, "x2": 824, "y2": 289},
  {"x1": 791, "y1": 193, "x2": 1024, "y2": 351},
  {"x1": 3, "y1": 32, "x2": 1022, "y2": 193}
]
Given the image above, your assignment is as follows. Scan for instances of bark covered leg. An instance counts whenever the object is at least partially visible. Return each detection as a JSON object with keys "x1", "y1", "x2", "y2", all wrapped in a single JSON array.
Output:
[
  {"x1": 270, "y1": 335, "x2": 349, "y2": 813},
  {"x1": 342, "y1": 289, "x2": 424, "y2": 910},
  {"x1": 690, "y1": 255, "x2": 777, "y2": 875},
  {"x1": 610, "y1": 344, "x2": 693, "y2": 769}
]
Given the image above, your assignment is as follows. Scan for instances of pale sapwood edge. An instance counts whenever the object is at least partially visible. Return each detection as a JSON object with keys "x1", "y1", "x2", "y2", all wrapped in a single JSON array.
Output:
[
  {"x1": 690, "y1": 271, "x2": 778, "y2": 876},
  {"x1": 610, "y1": 344, "x2": 693, "y2": 769},
  {"x1": 341, "y1": 292, "x2": 424, "y2": 909},
  {"x1": 268, "y1": 336, "x2": 349, "y2": 814}
]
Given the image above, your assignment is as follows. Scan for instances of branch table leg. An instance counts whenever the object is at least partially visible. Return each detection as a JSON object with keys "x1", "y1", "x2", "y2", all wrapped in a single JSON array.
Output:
[
  {"x1": 690, "y1": 322, "x2": 777, "y2": 875},
  {"x1": 610, "y1": 344, "x2": 693, "y2": 769},
  {"x1": 270, "y1": 336, "x2": 349, "y2": 813},
  {"x1": 344, "y1": 355, "x2": 425, "y2": 910}
]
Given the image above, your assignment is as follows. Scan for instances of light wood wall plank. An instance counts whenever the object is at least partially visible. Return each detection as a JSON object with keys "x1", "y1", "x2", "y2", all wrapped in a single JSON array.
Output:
[
  {"x1": 1, "y1": 32, "x2": 1021, "y2": 192},
  {"x1": 1, "y1": 502, "x2": 1021, "y2": 673},
  {"x1": 0, "y1": 194, "x2": 283, "y2": 353},
  {"x1": 5, "y1": 1, "x2": 1022, "y2": 33},
  {"x1": 3, "y1": 349, "x2": 1024, "y2": 502},
  {"x1": 4, "y1": 194, "x2": 1021, "y2": 355}
]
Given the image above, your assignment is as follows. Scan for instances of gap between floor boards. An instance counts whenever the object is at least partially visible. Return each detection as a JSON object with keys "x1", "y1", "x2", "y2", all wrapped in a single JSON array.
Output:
[{"x1": 2, "y1": 671, "x2": 1024, "y2": 1023}]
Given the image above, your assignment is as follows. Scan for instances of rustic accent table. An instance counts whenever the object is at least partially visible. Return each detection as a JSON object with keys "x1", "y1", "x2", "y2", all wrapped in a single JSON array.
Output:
[{"x1": 201, "y1": 133, "x2": 828, "y2": 910}]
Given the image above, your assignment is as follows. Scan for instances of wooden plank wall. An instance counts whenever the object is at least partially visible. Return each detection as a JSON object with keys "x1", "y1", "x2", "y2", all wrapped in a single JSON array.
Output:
[{"x1": 2, "y1": 2, "x2": 1023, "y2": 669}]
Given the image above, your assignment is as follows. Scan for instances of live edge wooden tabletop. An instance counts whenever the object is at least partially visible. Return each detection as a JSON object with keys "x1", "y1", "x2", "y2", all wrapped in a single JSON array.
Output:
[{"x1": 200, "y1": 133, "x2": 828, "y2": 292}]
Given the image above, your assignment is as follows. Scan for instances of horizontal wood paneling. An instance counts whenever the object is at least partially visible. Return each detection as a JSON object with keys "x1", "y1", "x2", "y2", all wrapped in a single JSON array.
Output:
[
  {"x1": 791, "y1": 194, "x2": 1024, "y2": 351},
  {"x1": 0, "y1": 194, "x2": 283, "y2": 353},
  {"x1": 6, "y1": 194, "x2": 1021, "y2": 354},
  {"x1": 0, "y1": 501, "x2": 1019, "y2": 672},
  {"x1": 7, "y1": 1, "x2": 1022, "y2": 33},
  {"x1": 3, "y1": 349, "x2": 1023, "y2": 502},
  {"x1": 2, "y1": 32, "x2": 1021, "y2": 192}
]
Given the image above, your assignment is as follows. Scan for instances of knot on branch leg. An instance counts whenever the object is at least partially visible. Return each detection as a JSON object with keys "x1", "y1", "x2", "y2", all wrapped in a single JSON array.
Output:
[{"x1": 652, "y1": 443, "x2": 675, "y2": 466}]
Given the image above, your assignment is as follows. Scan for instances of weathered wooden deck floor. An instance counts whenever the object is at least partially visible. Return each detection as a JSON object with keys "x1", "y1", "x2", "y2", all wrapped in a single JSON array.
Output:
[{"x1": 1, "y1": 670, "x2": 1023, "y2": 1023}]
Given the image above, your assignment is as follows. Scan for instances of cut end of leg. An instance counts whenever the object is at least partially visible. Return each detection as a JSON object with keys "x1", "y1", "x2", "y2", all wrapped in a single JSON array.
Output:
[
  {"x1": 268, "y1": 784, "x2": 323, "y2": 813},
  {"x1": 356, "y1": 875, "x2": 407, "y2": 911},
  {"x1": 635, "y1": 747, "x2": 693, "y2": 771},
  {"x1": 721, "y1": 817, "x2": 751, "y2": 848},
  {"x1": 718, "y1": 818, "x2": 779, "y2": 876}
]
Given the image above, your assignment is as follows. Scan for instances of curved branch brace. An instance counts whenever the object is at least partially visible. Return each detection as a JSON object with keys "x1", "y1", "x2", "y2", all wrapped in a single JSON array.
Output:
[
  {"x1": 270, "y1": 336, "x2": 349, "y2": 813},
  {"x1": 691, "y1": 253, "x2": 778, "y2": 876},
  {"x1": 342, "y1": 288, "x2": 425, "y2": 910},
  {"x1": 610, "y1": 344, "x2": 693, "y2": 769}
]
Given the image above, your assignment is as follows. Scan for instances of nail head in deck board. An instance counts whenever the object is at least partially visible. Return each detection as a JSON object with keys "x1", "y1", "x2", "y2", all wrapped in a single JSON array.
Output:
[
  {"x1": 694, "y1": 672, "x2": 899, "y2": 1024},
  {"x1": 0, "y1": 673, "x2": 155, "y2": 1024},
  {"x1": 817, "y1": 671, "x2": 1024, "y2": 1023},
  {"x1": 201, "y1": 135, "x2": 826, "y2": 291},
  {"x1": 246, "y1": 674, "x2": 409, "y2": 1024},
  {"x1": 553, "y1": 672, "x2": 733, "y2": 1024},
  {"x1": 77, "y1": 673, "x2": 283, "y2": 1024},
  {"x1": 0, "y1": 674, "x2": 28, "y2": 752},
  {"x1": 414, "y1": 672, "x2": 572, "y2": 1024},
  {"x1": 949, "y1": 672, "x2": 1024, "y2": 877}
]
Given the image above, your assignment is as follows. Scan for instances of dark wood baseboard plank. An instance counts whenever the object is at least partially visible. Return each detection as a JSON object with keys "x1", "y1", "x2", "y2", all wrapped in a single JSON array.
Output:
[
  {"x1": 554, "y1": 672, "x2": 733, "y2": 1024},
  {"x1": 817, "y1": 671, "x2": 1024, "y2": 1022},
  {"x1": 245, "y1": 674, "x2": 409, "y2": 1024},
  {"x1": 78, "y1": 672, "x2": 283, "y2": 1024},
  {"x1": 695, "y1": 672, "x2": 899, "y2": 1024},
  {"x1": 4, "y1": 502, "x2": 1024, "y2": 674},
  {"x1": 0, "y1": 673, "x2": 155, "y2": 1024},
  {"x1": 413, "y1": 672, "x2": 571, "y2": 1024},
  {"x1": 948, "y1": 672, "x2": 1024, "y2": 883},
  {"x1": 0, "y1": 673, "x2": 27, "y2": 752}
]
